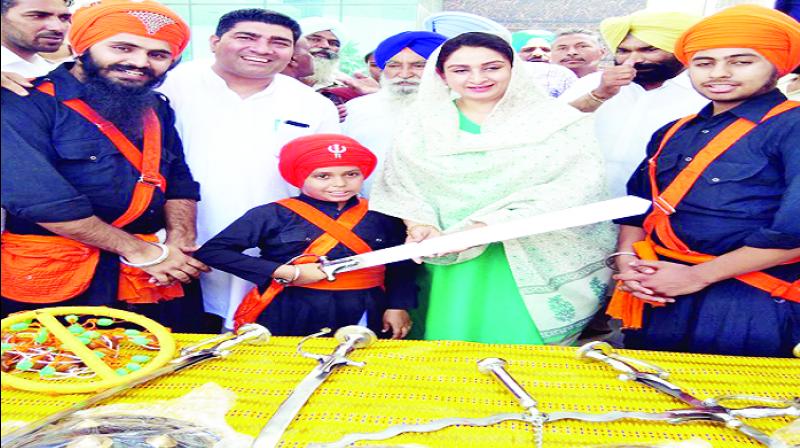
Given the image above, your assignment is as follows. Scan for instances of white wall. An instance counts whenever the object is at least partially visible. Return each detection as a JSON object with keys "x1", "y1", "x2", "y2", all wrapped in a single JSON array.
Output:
[{"x1": 646, "y1": 0, "x2": 774, "y2": 15}]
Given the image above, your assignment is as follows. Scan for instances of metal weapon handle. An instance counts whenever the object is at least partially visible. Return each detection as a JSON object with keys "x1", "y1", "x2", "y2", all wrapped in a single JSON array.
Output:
[
  {"x1": 1, "y1": 324, "x2": 270, "y2": 448},
  {"x1": 477, "y1": 358, "x2": 539, "y2": 413},
  {"x1": 577, "y1": 341, "x2": 669, "y2": 379},
  {"x1": 576, "y1": 342, "x2": 787, "y2": 447},
  {"x1": 319, "y1": 326, "x2": 376, "y2": 372},
  {"x1": 251, "y1": 326, "x2": 376, "y2": 448}
]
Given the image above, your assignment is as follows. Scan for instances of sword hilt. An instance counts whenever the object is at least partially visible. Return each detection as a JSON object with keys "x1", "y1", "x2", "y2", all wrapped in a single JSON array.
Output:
[
  {"x1": 319, "y1": 326, "x2": 376, "y2": 371},
  {"x1": 296, "y1": 326, "x2": 376, "y2": 371},
  {"x1": 174, "y1": 323, "x2": 270, "y2": 363},
  {"x1": 318, "y1": 256, "x2": 360, "y2": 282},
  {"x1": 478, "y1": 358, "x2": 540, "y2": 416},
  {"x1": 577, "y1": 341, "x2": 670, "y2": 382}
]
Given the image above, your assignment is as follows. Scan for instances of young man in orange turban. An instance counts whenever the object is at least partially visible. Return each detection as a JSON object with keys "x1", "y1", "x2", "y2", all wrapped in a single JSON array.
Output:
[
  {"x1": 607, "y1": 5, "x2": 800, "y2": 357},
  {"x1": 195, "y1": 134, "x2": 416, "y2": 338},
  {"x1": 1, "y1": 0, "x2": 211, "y2": 330}
]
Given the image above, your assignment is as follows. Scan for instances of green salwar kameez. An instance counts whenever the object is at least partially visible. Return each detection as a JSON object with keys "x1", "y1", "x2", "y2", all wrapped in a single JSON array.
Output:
[{"x1": 418, "y1": 111, "x2": 544, "y2": 344}]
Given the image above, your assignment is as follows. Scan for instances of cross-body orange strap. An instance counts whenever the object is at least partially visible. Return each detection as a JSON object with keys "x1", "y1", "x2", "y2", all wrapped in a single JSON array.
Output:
[
  {"x1": 275, "y1": 198, "x2": 373, "y2": 254},
  {"x1": 608, "y1": 100, "x2": 800, "y2": 329},
  {"x1": 233, "y1": 198, "x2": 386, "y2": 329},
  {"x1": 36, "y1": 82, "x2": 166, "y2": 228},
  {"x1": 2, "y1": 83, "x2": 182, "y2": 305}
]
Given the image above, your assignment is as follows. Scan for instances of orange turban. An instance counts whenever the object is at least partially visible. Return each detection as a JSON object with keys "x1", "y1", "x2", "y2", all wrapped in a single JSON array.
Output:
[
  {"x1": 674, "y1": 5, "x2": 800, "y2": 76},
  {"x1": 279, "y1": 134, "x2": 377, "y2": 188},
  {"x1": 69, "y1": 0, "x2": 190, "y2": 59}
]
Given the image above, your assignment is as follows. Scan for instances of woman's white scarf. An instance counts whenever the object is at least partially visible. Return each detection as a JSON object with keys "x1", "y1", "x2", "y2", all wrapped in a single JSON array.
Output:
[{"x1": 370, "y1": 49, "x2": 616, "y2": 342}]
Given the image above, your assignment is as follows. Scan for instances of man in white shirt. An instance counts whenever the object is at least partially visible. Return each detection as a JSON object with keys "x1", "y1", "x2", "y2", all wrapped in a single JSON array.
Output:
[
  {"x1": 559, "y1": 10, "x2": 707, "y2": 197},
  {"x1": 342, "y1": 31, "x2": 446, "y2": 196},
  {"x1": 158, "y1": 9, "x2": 339, "y2": 329},
  {"x1": 512, "y1": 30, "x2": 577, "y2": 97},
  {"x1": 1, "y1": 0, "x2": 70, "y2": 81},
  {"x1": 550, "y1": 30, "x2": 605, "y2": 78}
]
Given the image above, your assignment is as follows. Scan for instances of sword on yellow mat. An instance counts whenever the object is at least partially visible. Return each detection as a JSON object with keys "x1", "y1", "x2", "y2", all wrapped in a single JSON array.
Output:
[{"x1": 252, "y1": 326, "x2": 376, "y2": 448}]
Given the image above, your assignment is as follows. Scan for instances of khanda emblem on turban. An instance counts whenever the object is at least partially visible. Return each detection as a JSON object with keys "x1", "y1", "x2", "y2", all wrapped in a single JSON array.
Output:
[
  {"x1": 128, "y1": 11, "x2": 176, "y2": 35},
  {"x1": 328, "y1": 144, "x2": 347, "y2": 159}
]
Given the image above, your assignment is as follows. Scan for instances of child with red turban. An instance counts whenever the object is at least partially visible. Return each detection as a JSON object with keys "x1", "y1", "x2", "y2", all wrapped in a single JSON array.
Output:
[
  {"x1": 608, "y1": 5, "x2": 800, "y2": 357},
  {"x1": 195, "y1": 135, "x2": 416, "y2": 337}
]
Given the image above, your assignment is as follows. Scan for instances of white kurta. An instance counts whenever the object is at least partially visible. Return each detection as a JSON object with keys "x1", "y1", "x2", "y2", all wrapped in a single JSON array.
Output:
[
  {"x1": 560, "y1": 70, "x2": 708, "y2": 197},
  {"x1": 159, "y1": 60, "x2": 340, "y2": 325},
  {"x1": 1, "y1": 45, "x2": 55, "y2": 78},
  {"x1": 341, "y1": 91, "x2": 408, "y2": 197}
]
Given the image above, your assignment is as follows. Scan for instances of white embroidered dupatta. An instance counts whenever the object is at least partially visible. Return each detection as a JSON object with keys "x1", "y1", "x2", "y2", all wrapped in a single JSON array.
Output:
[{"x1": 370, "y1": 50, "x2": 616, "y2": 342}]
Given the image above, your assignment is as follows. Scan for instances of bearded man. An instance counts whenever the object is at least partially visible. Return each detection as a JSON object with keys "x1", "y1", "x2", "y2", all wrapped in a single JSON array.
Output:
[
  {"x1": 299, "y1": 16, "x2": 344, "y2": 89},
  {"x1": 1, "y1": 0, "x2": 209, "y2": 330},
  {"x1": 298, "y1": 16, "x2": 378, "y2": 121},
  {"x1": 342, "y1": 31, "x2": 446, "y2": 196},
  {"x1": 608, "y1": 5, "x2": 800, "y2": 357},
  {"x1": 560, "y1": 10, "x2": 708, "y2": 197}
]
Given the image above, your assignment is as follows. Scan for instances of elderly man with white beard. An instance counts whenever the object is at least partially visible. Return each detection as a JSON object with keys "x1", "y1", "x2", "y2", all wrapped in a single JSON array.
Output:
[
  {"x1": 298, "y1": 16, "x2": 381, "y2": 121},
  {"x1": 299, "y1": 16, "x2": 344, "y2": 89},
  {"x1": 342, "y1": 31, "x2": 447, "y2": 196}
]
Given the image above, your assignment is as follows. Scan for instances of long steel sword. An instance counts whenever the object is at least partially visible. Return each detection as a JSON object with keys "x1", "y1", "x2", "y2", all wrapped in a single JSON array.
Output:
[
  {"x1": 318, "y1": 195, "x2": 651, "y2": 279},
  {"x1": 313, "y1": 357, "x2": 798, "y2": 448},
  {"x1": 577, "y1": 341, "x2": 789, "y2": 447},
  {"x1": 251, "y1": 325, "x2": 376, "y2": 448}
]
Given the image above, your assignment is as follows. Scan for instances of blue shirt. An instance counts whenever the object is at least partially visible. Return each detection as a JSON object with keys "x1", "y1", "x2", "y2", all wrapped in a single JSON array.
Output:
[
  {"x1": 1, "y1": 64, "x2": 200, "y2": 236},
  {"x1": 617, "y1": 89, "x2": 800, "y2": 256}
]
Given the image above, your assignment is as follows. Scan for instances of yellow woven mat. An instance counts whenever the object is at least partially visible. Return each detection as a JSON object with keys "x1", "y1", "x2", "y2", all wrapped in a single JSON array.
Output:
[{"x1": 2, "y1": 335, "x2": 798, "y2": 447}]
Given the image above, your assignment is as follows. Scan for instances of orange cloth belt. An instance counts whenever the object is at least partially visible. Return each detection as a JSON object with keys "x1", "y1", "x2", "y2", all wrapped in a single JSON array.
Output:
[
  {"x1": 0, "y1": 82, "x2": 181, "y2": 304},
  {"x1": 233, "y1": 198, "x2": 385, "y2": 329},
  {"x1": 607, "y1": 100, "x2": 800, "y2": 329}
]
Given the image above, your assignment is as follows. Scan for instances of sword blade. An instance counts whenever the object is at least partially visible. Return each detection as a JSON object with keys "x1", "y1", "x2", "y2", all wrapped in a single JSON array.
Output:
[
  {"x1": 633, "y1": 376, "x2": 780, "y2": 446},
  {"x1": 322, "y1": 196, "x2": 650, "y2": 276},
  {"x1": 636, "y1": 377, "x2": 709, "y2": 409},
  {"x1": 252, "y1": 366, "x2": 331, "y2": 448}
]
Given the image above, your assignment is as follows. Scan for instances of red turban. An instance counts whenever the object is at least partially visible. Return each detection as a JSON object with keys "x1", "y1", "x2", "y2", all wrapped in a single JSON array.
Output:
[
  {"x1": 69, "y1": 0, "x2": 190, "y2": 59},
  {"x1": 279, "y1": 134, "x2": 377, "y2": 188},
  {"x1": 674, "y1": 5, "x2": 800, "y2": 76}
]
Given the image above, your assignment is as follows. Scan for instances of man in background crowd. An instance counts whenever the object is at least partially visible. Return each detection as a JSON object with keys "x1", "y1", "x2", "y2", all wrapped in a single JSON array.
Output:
[{"x1": 551, "y1": 29, "x2": 606, "y2": 78}]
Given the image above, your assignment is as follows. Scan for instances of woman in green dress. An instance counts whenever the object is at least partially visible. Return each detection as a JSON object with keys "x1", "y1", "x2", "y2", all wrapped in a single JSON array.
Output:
[{"x1": 370, "y1": 32, "x2": 615, "y2": 345}]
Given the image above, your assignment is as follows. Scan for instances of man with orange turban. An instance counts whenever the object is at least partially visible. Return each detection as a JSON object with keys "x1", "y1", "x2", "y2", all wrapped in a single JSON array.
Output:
[
  {"x1": 195, "y1": 134, "x2": 417, "y2": 338},
  {"x1": 608, "y1": 5, "x2": 800, "y2": 357},
  {"x1": 1, "y1": 0, "x2": 211, "y2": 331}
]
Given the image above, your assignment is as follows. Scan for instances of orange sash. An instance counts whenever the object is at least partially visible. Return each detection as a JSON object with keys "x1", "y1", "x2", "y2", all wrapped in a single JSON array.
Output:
[
  {"x1": 233, "y1": 198, "x2": 385, "y2": 329},
  {"x1": 0, "y1": 82, "x2": 181, "y2": 304},
  {"x1": 607, "y1": 100, "x2": 800, "y2": 329}
]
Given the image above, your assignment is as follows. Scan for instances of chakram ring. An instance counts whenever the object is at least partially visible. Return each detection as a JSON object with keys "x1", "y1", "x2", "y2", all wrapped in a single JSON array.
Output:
[{"x1": 1, "y1": 306, "x2": 175, "y2": 394}]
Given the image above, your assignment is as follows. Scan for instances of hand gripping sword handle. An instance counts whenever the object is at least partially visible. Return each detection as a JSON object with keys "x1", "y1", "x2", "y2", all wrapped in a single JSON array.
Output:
[{"x1": 477, "y1": 358, "x2": 538, "y2": 413}]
